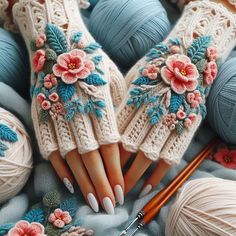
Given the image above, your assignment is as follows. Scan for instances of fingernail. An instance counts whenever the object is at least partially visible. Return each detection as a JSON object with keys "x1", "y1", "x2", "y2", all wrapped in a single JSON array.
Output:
[
  {"x1": 63, "y1": 178, "x2": 74, "y2": 194},
  {"x1": 87, "y1": 193, "x2": 99, "y2": 213},
  {"x1": 103, "y1": 197, "x2": 115, "y2": 215},
  {"x1": 139, "y1": 184, "x2": 152, "y2": 198},
  {"x1": 114, "y1": 185, "x2": 124, "y2": 205}
]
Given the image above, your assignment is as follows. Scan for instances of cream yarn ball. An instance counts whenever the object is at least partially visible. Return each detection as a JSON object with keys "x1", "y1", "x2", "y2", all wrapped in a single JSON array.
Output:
[
  {"x1": 166, "y1": 178, "x2": 236, "y2": 236},
  {"x1": 0, "y1": 108, "x2": 33, "y2": 204}
]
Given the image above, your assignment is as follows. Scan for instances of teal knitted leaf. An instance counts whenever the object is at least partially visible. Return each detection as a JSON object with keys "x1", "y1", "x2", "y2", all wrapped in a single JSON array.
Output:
[
  {"x1": 0, "y1": 124, "x2": 18, "y2": 142},
  {"x1": 60, "y1": 197, "x2": 78, "y2": 217},
  {"x1": 0, "y1": 223, "x2": 14, "y2": 236},
  {"x1": 83, "y1": 42, "x2": 101, "y2": 54},
  {"x1": 132, "y1": 77, "x2": 151, "y2": 86},
  {"x1": 149, "y1": 104, "x2": 165, "y2": 125},
  {"x1": 0, "y1": 149, "x2": 5, "y2": 157},
  {"x1": 169, "y1": 92, "x2": 184, "y2": 113},
  {"x1": 169, "y1": 38, "x2": 181, "y2": 45},
  {"x1": 84, "y1": 99, "x2": 105, "y2": 118},
  {"x1": 154, "y1": 43, "x2": 169, "y2": 52},
  {"x1": 85, "y1": 73, "x2": 107, "y2": 86},
  {"x1": 0, "y1": 141, "x2": 8, "y2": 157},
  {"x1": 45, "y1": 24, "x2": 68, "y2": 55},
  {"x1": 146, "y1": 48, "x2": 162, "y2": 61},
  {"x1": 176, "y1": 121, "x2": 184, "y2": 135},
  {"x1": 58, "y1": 83, "x2": 76, "y2": 102},
  {"x1": 94, "y1": 100, "x2": 106, "y2": 108},
  {"x1": 92, "y1": 55, "x2": 103, "y2": 65},
  {"x1": 199, "y1": 103, "x2": 207, "y2": 119},
  {"x1": 187, "y1": 36, "x2": 211, "y2": 63},
  {"x1": 94, "y1": 108, "x2": 103, "y2": 118},
  {"x1": 71, "y1": 32, "x2": 83, "y2": 43},
  {"x1": 24, "y1": 209, "x2": 45, "y2": 224}
]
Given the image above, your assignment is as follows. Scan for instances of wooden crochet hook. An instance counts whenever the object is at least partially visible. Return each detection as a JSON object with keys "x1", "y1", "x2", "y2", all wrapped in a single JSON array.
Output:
[{"x1": 119, "y1": 138, "x2": 219, "y2": 236}]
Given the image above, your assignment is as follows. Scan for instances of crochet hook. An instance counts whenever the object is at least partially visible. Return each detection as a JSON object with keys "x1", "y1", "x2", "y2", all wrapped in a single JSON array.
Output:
[{"x1": 119, "y1": 138, "x2": 219, "y2": 236}]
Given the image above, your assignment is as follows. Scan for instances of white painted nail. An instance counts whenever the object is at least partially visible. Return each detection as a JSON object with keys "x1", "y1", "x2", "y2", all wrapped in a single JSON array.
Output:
[
  {"x1": 87, "y1": 193, "x2": 99, "y2": 212},
  {"x1": 63, "y1": 178, "x2": 74, "y2": 194},
  {"x1": 139, "y1": 184, "x2": 152, "y2": 198},
  {"x1": 103, "y1": 197, "x2": 114, "y2": 215},
  {"x1": 114, "y1": 185, "x2": 124, "y2": 205}
]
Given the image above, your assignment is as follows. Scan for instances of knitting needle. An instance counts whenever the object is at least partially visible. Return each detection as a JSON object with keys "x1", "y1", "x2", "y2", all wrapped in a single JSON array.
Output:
[{"x1": 119, "y1": 138, "x2": 219, "y2": 236}]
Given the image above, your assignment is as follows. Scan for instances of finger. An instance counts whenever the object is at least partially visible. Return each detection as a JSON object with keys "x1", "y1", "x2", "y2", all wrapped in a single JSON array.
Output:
[
  {"x1": 66, "y1": 150, "x2": 99, "y2": 212},
  {"x1": 82, "y1": 150, "x2": 116, "y2": 214},
  {"x1": 119, "y1": 143, "x2": 132, "y2": 168},
  {"x1": 100, "y1": 143, "x2": 125, "y2": 205},
  {"x1": 139, "y1": 159, "x2": 170, "y2": 198},
  {"x1": 124, "y1": 151, "x2": 152, "y2": 195},
  {"x1": 49, "y1": 151, "x2": 75, "y2": 194}
]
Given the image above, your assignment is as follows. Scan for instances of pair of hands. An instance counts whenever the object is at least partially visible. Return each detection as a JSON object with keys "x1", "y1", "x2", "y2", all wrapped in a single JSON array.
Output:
[{"x1": 5, "y1": 0, "x2": 236, "y2": 215}]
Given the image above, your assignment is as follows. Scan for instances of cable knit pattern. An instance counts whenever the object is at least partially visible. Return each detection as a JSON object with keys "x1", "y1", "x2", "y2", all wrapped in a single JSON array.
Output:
[
  {"x1": 117, "y1": 0, "x2": 236, "y2": 165},
  {"x1": 12, "y1": 0, "x2": 126, "y2": 159}
]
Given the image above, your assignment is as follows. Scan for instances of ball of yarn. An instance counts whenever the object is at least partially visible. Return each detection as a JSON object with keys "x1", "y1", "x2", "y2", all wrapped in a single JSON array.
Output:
[
  {"x1": 89, "y1": 0, "x2": 170, "y2": 69},
  {"x1": 0, "y1": 28, "x2": 30, "y2": 99},
  {"x1": 0, "y1": 108, "x2": 33, "y2": 204},
  {"x1": 166, "y1": 178, "x2": 236, "y2": 236},
  {"x1": 207, "y1": 58, "x2": 236, "y2": 144}
]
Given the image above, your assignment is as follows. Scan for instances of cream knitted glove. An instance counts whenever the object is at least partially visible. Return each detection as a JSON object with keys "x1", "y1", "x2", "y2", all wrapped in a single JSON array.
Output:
[
  {"x1": 12, "y1": 0, "x2": 126, "y2": 159},
  {"x1": 117, "y1": 0, "x2": 236, "y2": 165}
]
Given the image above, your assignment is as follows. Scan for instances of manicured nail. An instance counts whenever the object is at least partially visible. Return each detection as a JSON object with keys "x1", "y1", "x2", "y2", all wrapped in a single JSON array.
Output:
[
  {"x1": 103, "y1": 197, "x2": 114, "y2": 215},
  {"x1": 139, "y1": 184, "x2": 152, "y2": 198},
  {"x1": 114, "y1": 185, "x2": 124, "y2": 205},
  {"x1": 87, "y1": 193, "x2": 99, "y2": 213},
  {"x1": 63, "y1": 178, "x2": 74, "y2": 194}
]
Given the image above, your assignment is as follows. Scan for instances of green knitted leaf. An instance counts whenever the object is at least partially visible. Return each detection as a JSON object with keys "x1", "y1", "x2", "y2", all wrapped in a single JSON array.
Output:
[
  {"x1": 43, "y1": 190, "x2": 61, "y2": 208},
  {"x1": 169, "y1": 92, "x2": 184, "y2": 113},
  {"x1": 30, "y1": 40, "x2": 38, "y2": 51},
  {"x1": 196, "y1": 59, "x2": 207, "y2": 73},
  {"x1": 46, "y1": 49, "x2": 57, "y2": 61},
  {"x1": 39, "y1": 110, "x2": 50, "y2": 124},
  {"x1": 0, "y1": 124, "x2": 18, "y2": 142},
  {"x1": 43, "y1": 61, "x2": 55, "y2": 74},
  {"x1": 187, "y1": 36, "x2": 211, "y2": 63},
  {"x1": 176, "y1": 121, "x2": 184, "y2": 135},
  {"x1": 45, "y1": 24, "x2": 68, "y2": 55},
  {"x1": 24, "y1": 209, "x2": 45, "y2": 223},
  {"x1": 45, "y1": 224, "x2": 63, "y2": 236},
  {"x1": 58, "y1": 83, "x2": 76, "y2": 102}
]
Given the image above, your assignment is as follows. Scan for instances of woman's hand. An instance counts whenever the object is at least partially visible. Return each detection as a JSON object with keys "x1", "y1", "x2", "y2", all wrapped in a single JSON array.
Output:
[
  {"x1": 117, "y1": 0, "x2": 236, "y2": 196},
  {"x1": 12, "y1": 0, "x2": 127, "y2": 214}
]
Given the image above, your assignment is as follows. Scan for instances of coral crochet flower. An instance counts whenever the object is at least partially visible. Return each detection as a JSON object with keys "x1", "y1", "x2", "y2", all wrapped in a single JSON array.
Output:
[
  {"x1": 206, "y1": 47, "x2": 217, "y2": 61},
  {"x1": 53, "y1": 49, "x2": 95, "y2": 84},
  {"x1": 203, "y1": 61, "x2": 218, "y2": 86},
  {"x1": 214, "y1": 148, "x2": 236, "y2": 169},
  {"x1": 142, "y1": 64, "x2": 159, "y2": 80},
  {"x1": 32, "y1": 50, "x2": 46, "y2": 73},
  {"x1": 48, "y1": 208, "x2": 72, "y2": 228},
  {"x1": 187, "y1": 90, "x2": 203, "y2": 108},
  {"x1": 8, "y1": 220, "x2": 45, "y2": 236},
  {"x1": 44, "y1": 74, "x2": 57, "y2": 89},
  {"x1": 161, "y1": 54, "x2": 199, "y2": 94}
]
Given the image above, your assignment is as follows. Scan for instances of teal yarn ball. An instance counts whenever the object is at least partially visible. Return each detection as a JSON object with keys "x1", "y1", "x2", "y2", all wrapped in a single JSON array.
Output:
[
  {"x1": 89, "y1": 0, "x2": 170, "y2": 69},
  {"x1": 0, "y1": 28, "x2": 30, "y2": 98},
  {"x1": 207, "y1": 58, "x2": 236, "y2": 144}
]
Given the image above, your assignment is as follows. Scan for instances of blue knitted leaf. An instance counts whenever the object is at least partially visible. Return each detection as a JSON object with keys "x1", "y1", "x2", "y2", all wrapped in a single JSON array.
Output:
[
  {"x1": 169, "y1": 38, "x2": 181, "y2": 45},
  {"x1": 169, "y1": 92, "x2": 184, "y2": 113},
  {"x1": 94, "y1": 108, "x2": 103, "y2": 118},
  {"x1": 58, "y1": 83, "x2": 76, "y2": 102},
  {"x1": 129, "y1": 88, "x2": 142, "y2": 96},
  {"x1": 85, "y1": 73, "x2": 107, "y2": 86},
  {"x1": 60, "y1": 197, "x2": 78, "y2": 217},
  {"x1": 84, "y1": 100, "x2": 93, "y2": 113},
  {"x1": 94, "y1": 100, "x2": 106, "y2": 108},
  {"x1": 132, "y1": 77, "x2": 150, "y2": 86},
  {"x1": 83, "y1": 42, "x2": 101, "y2": 54},
  {"x1": 0, "y1": 223, "x2": 14, "y2": 235},
  {"x1": 71, "y1": 32, "x2": 83, "y2": 43},
  {"x1": 146, "y1": 48, "x2": 162, "y2": 61},
  {"x1": 95, "y1": 66, "x2": 105, "y2": 75},
  {"x1": 149, "y1": 104, "x2": 165, "y2": 125},
  {"x1": 92, "y1": 55, "x2": 103, "y2": 65},
  {"x1": 0, "y1": 124, "x2": 18, "y2": 143},
  {"x1": 187, "y1": 36, "x2": 211, "y2": 63},
  {"x1": 199, "y1": 103, "x2": 207, "y2": 119},
  {"x1": 45, "y1": 24, "x2": 68, "y2": 55},
  {"x1": 155, "y1": 43, "x2": 168, "y2": 52},
  {"x1": 24, "y1": 209, "x2": 45, "y2": 224},
  {"x1": 65, "y1": 108, "x2": 76, "y2": 121}
]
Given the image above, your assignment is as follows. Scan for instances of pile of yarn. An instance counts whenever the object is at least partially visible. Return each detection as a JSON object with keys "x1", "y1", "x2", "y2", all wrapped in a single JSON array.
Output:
[{"x1": 0, "y1": 108, "x2": 33, "y2": 204}]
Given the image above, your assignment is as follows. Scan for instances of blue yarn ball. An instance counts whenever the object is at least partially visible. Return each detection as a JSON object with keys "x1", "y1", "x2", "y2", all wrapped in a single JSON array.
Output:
[
  {"x1": 0, "y1": 28, "x2": 30, "y2": 98},
  {"x1": 89, "y1": 0, "x2": 170, "y2": 69},
  {"x1": 207, "y1": 58, "x2": 236, "y2": 144}
]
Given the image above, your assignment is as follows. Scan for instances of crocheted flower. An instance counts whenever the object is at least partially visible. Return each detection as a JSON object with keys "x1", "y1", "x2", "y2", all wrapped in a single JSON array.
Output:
[
  {"x1": 214, "y1": 148, "x2": 236, "y2": 169},
  {"x1": 48, "y1": 208, "x2": 72, "y2": 228},
  {"x1": 8, "y1": 220, "x2": 45, "y2": 236},
  {"x1": 170, "y1": 45, "x2": 180, "y2": 54},
  {"x1": 60, "y1": 226, "x2": 94, "y2": 236},
  {"x1": 176, "y1": 110, "x2": 186, "y2": 120},
  {"x1": 33, "y1": 50, "x2": 46, "y2": 73},
  {"x1": 203, "y1": 61, "x2": 218, "y2": 86},
  {"x1": 187, "y1": 90, "x2": 203, "y2": 108},
  {"x1": 35, "y1": 34, "x2": 46, "y2": 48},
  {"x1": 161, "y1": 54, "x2": 199, "y2": 94},
  {"x1": 51, "y1": 102, "x2": 64, "y2": 114},
  {"x1": 49, "y1": 93, "x2": 59, "y2": 102},
  {"x1": 41, "y1": 100, "x2": 51, "y2": 110},
  {"x1": 142, "y1": 64, "x2": 159, "y2": 80},
  {"x1": 184, "y1": 118, "x2": 192, "y2": 128},
  {"x1": 162, "y1": 113, "x2": 178, "y2": 130},
  {"x1": 206, "y1": 47, "x2": 217, "y2": 61},
  {"x1": 188, "y1": 113, "x2": 197, "y2": 122},
  {"x1": 37, "y1": 93, "x2": 46, "y2": 104},
  {"x1": 44, "y1": 74, "x2": 57, "y2": 89},
  {"x1": 53, "y1": 49, "x2": 95, "y2": 84}
]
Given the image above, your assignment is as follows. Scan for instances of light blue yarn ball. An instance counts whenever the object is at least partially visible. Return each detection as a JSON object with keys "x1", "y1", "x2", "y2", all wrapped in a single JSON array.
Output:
[
  {"x1": 0, "y1": 28, "x2": 30, "y2": 98},
  {"x1": 207, "y1": 58, "x2": 236, "y2": 144},
  {"x1": 89, "y1": 0, "x2": 170, "y2": 69}
]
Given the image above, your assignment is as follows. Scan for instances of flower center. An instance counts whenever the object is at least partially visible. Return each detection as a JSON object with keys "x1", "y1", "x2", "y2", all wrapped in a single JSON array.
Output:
[
  {"x1": 180, "y1": 69, "x2": 187, "y2": 76},
  {"x1": 224, "y1": 156, "x2": 232, "y2": 163},
  {"x1": 68, "y1": 63, "x2": 77, "y2": 70}
]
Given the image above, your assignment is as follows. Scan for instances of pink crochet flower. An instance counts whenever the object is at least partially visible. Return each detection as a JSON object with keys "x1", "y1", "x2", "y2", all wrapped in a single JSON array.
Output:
[
  {"x1": 51, "y1": 102, "x2": 64, "y2": 114},
  {"x1": 35, "y1": 34, "x2": 46, "y2": 48},
  {"x1": 142, "y1": 64, "x2": 159, "y2": 80},
  {"x1": 44, "y1": 74, "x2": 57, "y2": 89},
  {"x1": 37, "y1": 93, "x2": 46, "y2": 104},
  {"x1": 170, "y1": 45, "x2": 180, "y2": 54},
  {"x1": 203, "y1": 61, "x2": 218, "y2": 86},
  {"x1": 188, "y1": 113, "x2": 197, "y2": 122},
  {"x1": 184, "y1": 118, "x2": 192, "y2": 128},
  {"x1": 49, "y1": 93, "x2": 59, "y2": 102},
  {"x1": 161, "y1": 54, "x2": 199, "y2": 94},
  {"x1": 48, "y1": 208, "x2": 72, "y2": 228},
  {"x1": 206, "y1": 47, "x2": 217, "y2": 61},
  {"x1": 163, "y1": 113, "x2": 178, "y2": 130},
  {"x1": 8, "y1": 220, "x2": 45, "y2": 236},
  {"x1": 32, "y1": 50, "x2": 46, "y2": 73},
  {"x1": 214, "y1": 148, "x2": 236, "y2": 169},
  {"x1": 53, "y1": 49, "x2": 95, "y2": 84},
  {"x1": 187, "y1": 90, "x2": 203, "y2": 108},
  {"x1": 176, "y1": 110, "x2": 186, "y2": 120},
  {"x1": 41, "y1": 100, "x2": 51, "y2": 110}
]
